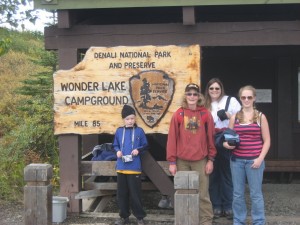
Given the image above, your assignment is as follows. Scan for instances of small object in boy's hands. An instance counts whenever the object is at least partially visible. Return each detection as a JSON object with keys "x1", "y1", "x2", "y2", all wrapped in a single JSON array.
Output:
[{"x1": 122, "y1": 154, "x2": 133, "y2": 162}]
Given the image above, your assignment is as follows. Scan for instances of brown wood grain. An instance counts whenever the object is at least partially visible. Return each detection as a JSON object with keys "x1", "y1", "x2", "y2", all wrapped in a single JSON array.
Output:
[{"x1": 54, "y1": 45, "x2": 200, "y2": 135}]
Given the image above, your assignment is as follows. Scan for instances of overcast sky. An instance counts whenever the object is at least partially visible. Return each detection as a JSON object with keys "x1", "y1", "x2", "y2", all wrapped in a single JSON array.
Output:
[
  {"x1": 3, "y1": 2, "x2": 54, "y2": 33},
  {"x1": 23, "y1": 2, "x2": 54, "y2": 32}
]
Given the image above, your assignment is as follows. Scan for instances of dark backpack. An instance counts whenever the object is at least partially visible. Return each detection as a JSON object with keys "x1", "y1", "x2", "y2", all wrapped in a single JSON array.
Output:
[
  {"x1": 91, "y1": 143, "x2": 117, "y2": 182},
  {"x1": 91, "y1": 143, "x2": 117, "y2": 161}
]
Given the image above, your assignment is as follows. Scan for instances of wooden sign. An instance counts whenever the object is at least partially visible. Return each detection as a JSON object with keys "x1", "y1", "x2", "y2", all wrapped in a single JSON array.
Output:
[{"x1": 54, "y1": 45, "x2": 200, "y2": 135}]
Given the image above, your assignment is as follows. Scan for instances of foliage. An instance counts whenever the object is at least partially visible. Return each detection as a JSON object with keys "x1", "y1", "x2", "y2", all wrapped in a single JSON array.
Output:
[
  {"x1": 0, "y1": 0, "x2": 38, "y2": 28},
  {"x1": 0, "y1": 38, "x2": 11, "y2": 56},
  {"x1": 0, "y1": 27, "x2": 59, "y2": 200}
]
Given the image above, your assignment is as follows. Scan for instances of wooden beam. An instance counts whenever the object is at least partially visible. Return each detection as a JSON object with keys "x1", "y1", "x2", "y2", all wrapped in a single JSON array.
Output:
[
  {"x1": 141, "y1": 152, "x2": 175, "y2": 205},
  {"x1": 34, "y1": 0, "x2": 300, "y2": 10},
  {"x1": 58, "y1": 48, "x2": 78, "y2": 70},
  {"x1": 81, "y1": 160, "x2": 300, "y2": 177},
  {"x1": 45, "y1": 21, "x2": 300, "y2": 50},
  {"x1": 82, "y1": 135, "x2": 99, "y2": 156},
  {"x1": 277, "y1": 58, "x2": 293, "y2": 159},
  {"x1": 81, "y1": 161, "x2": 116, "y2": 176},
  {"x1": 75, "y1": 190, "x2": 115, "y2": 199},
  {"x1": 182, "y1": 7, "x2": 195, "y2": 26},
  {"x1": 57, "y1": 50, "x2": 81, "y2": 214},
  {"x1": 265, "y1": 160, "x2": 300, "y2": 172},
  {"x1": 81, "y1": 161, "x2": 170, "y2": 176},
  {"x1": 58, "y1": 135, "x2": 82, "y2": 213},
  {"x1": 84, "y1": 181, "x2": 157, "y2": 190},
  {"x1": 57, "y1": 10, "x2": 72, "y2": 29},
  {"x1": 94, "y1": 196, "x2": 113, "y2": 212}
]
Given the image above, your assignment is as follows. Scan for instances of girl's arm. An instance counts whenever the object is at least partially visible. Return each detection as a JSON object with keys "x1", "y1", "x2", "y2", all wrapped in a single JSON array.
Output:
[
  {"x1": 257, "y1": 114, "x2": 271, "y2": 162},
  {"x1": 228, "y1": 114, "x2": 236, "y2": 129}
]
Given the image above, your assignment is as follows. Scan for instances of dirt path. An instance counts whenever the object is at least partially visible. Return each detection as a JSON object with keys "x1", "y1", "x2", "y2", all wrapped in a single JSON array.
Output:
[{"x1": 1, "y1": 183, "x2": 300, "y2": 225}]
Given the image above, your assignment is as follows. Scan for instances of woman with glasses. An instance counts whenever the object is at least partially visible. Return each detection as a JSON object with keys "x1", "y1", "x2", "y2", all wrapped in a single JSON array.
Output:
[
  {"x1": 204, "y1": 78, "x2": 241, "y2": 220},
  {"x1": 224, "y1": 85, "x2": 271, "y2": 225},
  {"x1": 167, "y1": 83, "x2": 217, "y2": 225}
]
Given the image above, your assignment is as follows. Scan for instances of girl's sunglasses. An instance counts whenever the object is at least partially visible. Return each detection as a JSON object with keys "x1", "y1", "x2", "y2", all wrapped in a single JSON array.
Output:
[
  {"x1": 209, "y1": 87, "x2": 220, "y2": 90},
  {"x1": 240, "y1": 96, "x2": 254, "y2": 100},
  {"x1": 186, "y1": 93, "x2": 199, "y2": 96}
]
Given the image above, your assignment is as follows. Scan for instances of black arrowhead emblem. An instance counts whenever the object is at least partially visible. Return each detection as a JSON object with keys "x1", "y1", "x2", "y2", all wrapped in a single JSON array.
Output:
[{"x1": 129, "y1": 70, "x2": 175, "y2": 128}]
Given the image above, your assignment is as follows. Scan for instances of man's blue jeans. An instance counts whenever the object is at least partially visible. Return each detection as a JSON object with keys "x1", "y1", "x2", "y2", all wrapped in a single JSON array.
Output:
[
  {"x1": 209, "y1": 150, "x2": 233, "y2": 211},
  {"x1": 230, "y1": 157, "x2": 265, "y2": 225}
]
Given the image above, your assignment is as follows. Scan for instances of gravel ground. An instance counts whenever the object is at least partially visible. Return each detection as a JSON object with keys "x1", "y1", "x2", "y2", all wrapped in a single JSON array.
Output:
[{"x1": 1, "y1": 182, "x2": 300, "y2": 225}]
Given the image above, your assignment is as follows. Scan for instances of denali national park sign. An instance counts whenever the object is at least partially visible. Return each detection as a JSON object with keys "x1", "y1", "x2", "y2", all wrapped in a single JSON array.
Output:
[{"x1": 54, "y1": 45, "x2": 200, "y2": 135}]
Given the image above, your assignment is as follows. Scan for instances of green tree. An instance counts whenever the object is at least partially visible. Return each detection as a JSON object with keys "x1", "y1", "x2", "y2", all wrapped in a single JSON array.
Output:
[
  {"x1": 0, "y1": 0, "x2": 38, "y2": 28},
  {"x1": 0, "y1": 38, "x2": 11, "y2": 56},
  {"x1": 0, "y1": 29, "x2": 59, "y2": 199},
  {"x1": 17, "y1": 49, "x2": 58, "y2": 158}
]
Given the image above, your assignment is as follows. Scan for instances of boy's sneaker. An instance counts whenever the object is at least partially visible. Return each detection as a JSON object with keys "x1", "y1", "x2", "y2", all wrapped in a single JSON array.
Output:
[
  {"x1": 137, "y1": 219, "x2": 145, "y2": 225},
  {"x1": 114, "y1": 217, "x2": 129, "y2": 225}
]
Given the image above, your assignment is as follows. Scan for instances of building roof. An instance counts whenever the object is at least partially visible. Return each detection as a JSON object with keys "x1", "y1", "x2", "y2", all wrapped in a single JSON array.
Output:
[{"x1": 34, "y1": 0, "x2": 300, "y2": 10}]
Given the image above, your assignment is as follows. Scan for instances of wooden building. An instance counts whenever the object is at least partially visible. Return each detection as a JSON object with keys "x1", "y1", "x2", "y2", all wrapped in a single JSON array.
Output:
[{"x1": 34, "y1": 0, "x2": 300, "y2": 213}]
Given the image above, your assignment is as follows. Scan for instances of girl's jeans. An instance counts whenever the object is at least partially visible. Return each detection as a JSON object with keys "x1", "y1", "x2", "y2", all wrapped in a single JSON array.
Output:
[{"x1": 230, "y1": 157, "x2": 265, "y2": 225}]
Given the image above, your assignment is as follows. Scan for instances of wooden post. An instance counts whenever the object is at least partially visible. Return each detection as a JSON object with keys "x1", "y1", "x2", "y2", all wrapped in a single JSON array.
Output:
[
  {"x1": 24, "y1": 164, "x2": 53, "y2": 225},
  {"x1": 57, "y1": 48, "x2": 82, "y2": 213},
  {"x1": 174, "y1": 171, "x2": 199, "y2": 225},
  {"x1": 58, "y1": 134, "x2": 82, "y2": 213}
]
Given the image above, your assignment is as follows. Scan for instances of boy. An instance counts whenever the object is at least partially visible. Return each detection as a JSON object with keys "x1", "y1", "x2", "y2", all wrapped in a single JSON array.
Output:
[
  {"x1": 167, "y1": 83, "x2": 216, "y2": 225},
  {"x1": 113, "y1": 104, "x2": 148, "y2": 225}
]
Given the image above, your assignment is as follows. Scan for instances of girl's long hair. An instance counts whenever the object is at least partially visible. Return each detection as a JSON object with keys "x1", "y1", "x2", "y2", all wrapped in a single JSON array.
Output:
[{"x1": 204, "y1": 78, "x2": 225, "y2": 111}]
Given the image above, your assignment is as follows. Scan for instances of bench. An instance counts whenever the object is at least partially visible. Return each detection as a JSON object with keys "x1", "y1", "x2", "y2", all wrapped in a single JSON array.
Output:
[{"x1": 265, "y1": 160, "x2": 300, "y2": 172}]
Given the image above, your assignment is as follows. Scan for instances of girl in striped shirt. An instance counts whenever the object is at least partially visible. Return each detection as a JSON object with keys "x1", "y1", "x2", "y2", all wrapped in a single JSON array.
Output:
[{"x1": 223, "y1": 85, "x2": 271, "y2": 225}]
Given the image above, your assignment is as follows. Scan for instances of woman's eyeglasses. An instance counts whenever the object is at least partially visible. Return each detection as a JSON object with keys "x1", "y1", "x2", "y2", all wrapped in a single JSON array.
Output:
[
  {"x1": 240, "y1": 96, "x2": 254, "y2": 100},
  {"x1": 209, "y1": 87, "x2": 220, "y2": 91},
  {"x1": 186, "y1": 93, "x2": 199, "y2": 96}
]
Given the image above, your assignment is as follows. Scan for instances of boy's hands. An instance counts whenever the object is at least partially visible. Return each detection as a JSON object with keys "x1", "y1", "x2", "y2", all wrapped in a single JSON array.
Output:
[
  {"x1": 117, "y1": 149, "x2": 139, "y2": 158},
  {"x1": 116, "y1": 151, "x2": 123, "y2": 158},
  {"x1": 131, "y1": 149, "x2": 139, "y2": 156}
]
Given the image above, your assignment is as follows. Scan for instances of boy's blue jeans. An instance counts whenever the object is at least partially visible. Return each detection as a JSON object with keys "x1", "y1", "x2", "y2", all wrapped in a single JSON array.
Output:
[
  {"x1": 209, "y1": 152, "x2": 233, "y2": 211},
  {"x1": 230, "y1": 157, "x2": 265, "y2": 225}
]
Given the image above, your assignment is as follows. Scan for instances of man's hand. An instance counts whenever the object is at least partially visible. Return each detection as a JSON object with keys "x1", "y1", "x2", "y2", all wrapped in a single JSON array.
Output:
[
  {"x1": 169, "y1": 164, "x2": 177, "y2": 176},
  {"x1": 205, "y1": 160, "x2": 214, "y2": 175}
]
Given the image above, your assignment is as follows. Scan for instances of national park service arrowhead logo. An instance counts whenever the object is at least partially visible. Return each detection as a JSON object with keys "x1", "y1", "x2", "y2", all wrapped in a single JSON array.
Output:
[{"x1": 129, "y1": 70, "x2": 175, "y2": 128}]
